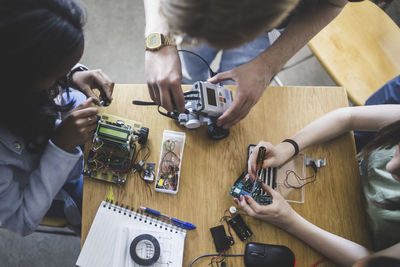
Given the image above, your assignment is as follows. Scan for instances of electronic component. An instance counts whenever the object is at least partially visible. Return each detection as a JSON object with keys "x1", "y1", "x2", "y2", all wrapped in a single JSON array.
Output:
[
  {"x1": 210, "y1": 225, "x2": 234, "y2": 253},
  {"x1": 99, "y1": 92, "x2": 111, "y2": 107},
  {"x1": 155, "y1": 130, "x2": 185, "y2": 194},
  {"x1": 83, "y1": 114, "x2": 149, "y2": 185},
  {"x1": 229, "y1": 145, "x2": 277, "y2": 205},
  {"x1": 143, "y1": 162, "x2": 156, "y2": 182},
  {"x1": 229, "y1": 206, "x2": 237, "y2": 214},
  {"x1": 228, "y1": 214, "x2": 253, "y2": 241},
  {"x1": 133, "y1": 81, "x2": 233, "y2": 140},
  {"x1": 176, "y1": 81, "x2": 233, "y2": 125},
  {"x1": 230, "y1": 171, "x2": 275, "y2": 205},
  {"x1": 179, "y1": 81, "x2": 233, "y2": 139}
]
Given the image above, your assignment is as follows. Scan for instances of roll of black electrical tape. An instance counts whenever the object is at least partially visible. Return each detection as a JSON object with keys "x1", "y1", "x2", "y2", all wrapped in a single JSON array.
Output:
[{"x1": 130, "y1": 234, "x2": 161, "y2": 266}]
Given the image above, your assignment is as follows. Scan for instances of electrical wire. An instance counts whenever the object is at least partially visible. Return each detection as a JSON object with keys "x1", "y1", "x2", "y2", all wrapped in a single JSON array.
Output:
[
  {"x1": 311, "y1": 258, "x2": 328, "y2": 267},
  {"x1": 188, "y1": 254, "x2": 244, "y2": 267},
  {"x1": 284, "y1": 168, "x2": 316, "y2": 189},
  {"x1": 177, "y1": 49, "x2": 216, "y2": 78},
  {"x1": 211, "y1": 251, "x2": 226, "y2": 267},
  {"x1": 133, "y1": 144, "x2": 150, "y2": 164},
  {"x1": 178, "y1": 48, "x2": 313, "y2": 78}
]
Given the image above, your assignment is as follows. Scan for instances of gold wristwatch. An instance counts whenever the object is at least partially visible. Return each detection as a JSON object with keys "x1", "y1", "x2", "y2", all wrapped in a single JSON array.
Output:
[{"x1": 145, "y1": 33, "x2": 176, "y2": 51}]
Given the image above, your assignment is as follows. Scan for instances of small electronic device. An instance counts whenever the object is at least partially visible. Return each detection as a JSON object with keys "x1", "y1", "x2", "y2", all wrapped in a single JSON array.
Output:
[
  {"x1": 244, "y1": 242, "x2": 295, "y2": 267},
  {"x1": 230, "y1": 145, "x2": 277, "y2": 205},
  {"x1": 230, "y1": 172, "x2": 275, "y2": 205},
  {"x1": 177, "y1": 81, "x2": 233, "y2": 124},
  {"x1": 228, "y1": 214, "x2": 253, "y2": 241},
  {"x1": 155, "y1": 130, "x2": 185, "y2": 194},
  {"x1": 83, "y1": 114, "x2": 149, "y2": 185},
  {"x1": 143, "y1": 162, "x2": 156, "y2": 182},
  {"x1": 99, "y1": 92, "x2": 111, "y2": 107},
  {"x1": 133, "y1": 81, "x2": 233, "y2": 140},
  {"x1": 176, "y1": 81, "x2": 233, "y2": 139},
  {"x1": 210, "y1": 225, "x2": 234, "y2": 253}
]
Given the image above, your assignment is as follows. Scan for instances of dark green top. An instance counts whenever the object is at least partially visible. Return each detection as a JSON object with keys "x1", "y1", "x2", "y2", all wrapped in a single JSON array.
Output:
[{"x1": 360, "y1": 147, "x2": 400, "y2": 250}]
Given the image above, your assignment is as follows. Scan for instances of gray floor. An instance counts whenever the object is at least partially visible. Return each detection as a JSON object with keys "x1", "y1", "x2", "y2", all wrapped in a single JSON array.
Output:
[{"x1": 1, "y1": 0, "x2": 398, "y2": 267}]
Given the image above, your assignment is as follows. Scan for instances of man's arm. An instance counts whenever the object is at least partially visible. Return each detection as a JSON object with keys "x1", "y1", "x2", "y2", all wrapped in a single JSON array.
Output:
[
  {"x1": 210, "y1": 0, "x2": 349, "y2": 128},
  {"x1": 144, "y1": 0, "x2": 169, "y2": 35},
  {"x1": 265, "y1": 0, "x2": 348, "y2": 75},
  {"x1": 144, "y1": 0, "x2": 185, "y2": 112}
]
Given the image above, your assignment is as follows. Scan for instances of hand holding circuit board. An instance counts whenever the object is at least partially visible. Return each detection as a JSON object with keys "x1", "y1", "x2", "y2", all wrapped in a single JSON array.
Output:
[
  {"x1": 231, "y1": 146, "x2": 296, "y2": 226},
  {"x1": 230, "y1": 146, "x2": 277, "y2": 205}
]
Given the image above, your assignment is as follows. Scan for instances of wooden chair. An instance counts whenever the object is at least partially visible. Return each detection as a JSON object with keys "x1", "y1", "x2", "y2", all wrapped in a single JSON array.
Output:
[
  {"x1": 40, "y1": 217, "x2": 69, "y2": 228},
  {"x1": 36, "y1": 217, "x2": 76, "y2": 236},
  {"x1": 308, "y1": 0, "x2": 400, "y2": 105}
]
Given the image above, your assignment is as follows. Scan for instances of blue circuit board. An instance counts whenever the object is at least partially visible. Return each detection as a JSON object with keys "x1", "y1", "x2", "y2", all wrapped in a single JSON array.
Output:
[{"x1": 230, "y1": 170, "x2": 275, "y2": 205}]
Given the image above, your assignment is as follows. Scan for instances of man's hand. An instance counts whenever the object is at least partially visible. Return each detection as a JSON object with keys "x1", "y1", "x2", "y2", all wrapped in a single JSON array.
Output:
[
  {"x1": 72, "y1": 69, "x2": 114, "y2": 106},
  {"x1": 208, "y1": 54, "x2": 273, "y2": 128},
  {"x1": 145, "y1": 46, "x2": 186, "y2": 113},
  {"x1": 52, "y1": 98, "x2": 98, "y2": 152},
  {"x1": 234, "y1": 184, "x2": 296, "y2": 230}
]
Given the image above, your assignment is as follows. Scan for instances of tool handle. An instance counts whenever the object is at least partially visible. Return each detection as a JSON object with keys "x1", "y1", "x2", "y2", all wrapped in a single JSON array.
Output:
[{"x1": 255, "y1": 146, "x2": 267, "y2": 170}]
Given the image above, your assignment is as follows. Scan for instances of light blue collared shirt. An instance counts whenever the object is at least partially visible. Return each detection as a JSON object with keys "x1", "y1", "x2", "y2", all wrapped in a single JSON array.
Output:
[{"x1": 0, "y1": 89, "x2": 85, "y2": 236}]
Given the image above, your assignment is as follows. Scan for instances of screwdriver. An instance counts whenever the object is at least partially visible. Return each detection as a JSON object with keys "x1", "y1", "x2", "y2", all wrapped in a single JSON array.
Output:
[
  {"x1": 251, "y1": 146, "x2": 266, "y2": 193},
  {"x1": 255, "y1": 146, "x2": 266, "y2": 179}
]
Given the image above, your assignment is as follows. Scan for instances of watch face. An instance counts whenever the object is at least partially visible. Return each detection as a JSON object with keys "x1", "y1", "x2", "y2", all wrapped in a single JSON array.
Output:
[
  {"x1": 150, "y1": 35, "x2": 158, "y2": 45},
  {"x1": 147, "y1": 33, "x2": 162, "y2": 50}
]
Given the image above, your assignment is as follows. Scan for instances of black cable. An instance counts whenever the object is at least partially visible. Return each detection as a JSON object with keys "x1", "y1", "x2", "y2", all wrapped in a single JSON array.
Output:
[
  {"x1": 178, "y1": 49, "x2": 217, "y2": 78},
  {"x1": 132, "y1": 100, "x2": 157, "y2": 106},
  {"x1": 157, "y1": 105, "x2": 176, "y2": 119},
  {"x1": 183, "y1": 91, "x2": 199, "y2": 96},
  {"x1": 188, "y1": 253, "x2": 244, "y2": 267},
  {"x1": 184, "y1": 97, "x2": 200, "y2": 101}
]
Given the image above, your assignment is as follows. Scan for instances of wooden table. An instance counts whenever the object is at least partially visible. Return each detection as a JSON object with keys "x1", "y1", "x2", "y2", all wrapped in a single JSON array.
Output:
[
  {"x1": 308, "y1": 0, "x2": 400, "y2": 106},
  {"x1": 82, "y1": 85, "x2": 371, "y2": 267}
]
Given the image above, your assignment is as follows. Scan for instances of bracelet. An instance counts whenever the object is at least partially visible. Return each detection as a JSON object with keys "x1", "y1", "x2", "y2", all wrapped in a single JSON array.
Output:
[
  {"x1": 67, "y1": 65, "x2": 88, "y2": 88},
  {"x1": 282, "y1": 139, "x2": 299, "y2": 157}
]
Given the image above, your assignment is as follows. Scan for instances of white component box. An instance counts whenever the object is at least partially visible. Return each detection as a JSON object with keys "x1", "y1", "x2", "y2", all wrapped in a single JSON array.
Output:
[{"x1": 155, "y1": 130, "x2": 186, "y2": 194}]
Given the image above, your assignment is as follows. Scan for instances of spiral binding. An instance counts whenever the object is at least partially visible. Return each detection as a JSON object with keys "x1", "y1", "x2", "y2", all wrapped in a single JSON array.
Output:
[{"x1": 103, "y1": 199, "x2": 185, "y2": 234}]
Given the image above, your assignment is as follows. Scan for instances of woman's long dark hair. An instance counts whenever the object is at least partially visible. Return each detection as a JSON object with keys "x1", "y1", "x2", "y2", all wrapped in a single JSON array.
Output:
[
  {"x1": 0, "y1": 0, "x2": 86, "y2": 152},
  {"x1": 360, "y1": 120, "x2": 400, "y2": 210}
]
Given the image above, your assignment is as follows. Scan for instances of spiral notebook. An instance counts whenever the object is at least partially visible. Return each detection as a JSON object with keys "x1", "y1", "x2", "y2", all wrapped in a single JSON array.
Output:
[{"x1": 76, "y1": 201, "x2": 186, "y2": 267}]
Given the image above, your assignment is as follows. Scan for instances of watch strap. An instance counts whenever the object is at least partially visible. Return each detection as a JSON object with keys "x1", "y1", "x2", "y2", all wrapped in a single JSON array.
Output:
[
  {"x1": 162, "y1": 34, "x2": 176, "y2": 46},
  {"x1": 67, "y1": 64, "x2": 88, "y2": 88}
]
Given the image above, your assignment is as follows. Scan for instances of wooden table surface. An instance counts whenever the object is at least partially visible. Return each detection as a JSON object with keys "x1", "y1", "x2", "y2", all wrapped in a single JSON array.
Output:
[
  {"x1": 82, "y1": 84, "x2": 371, "y2": 267},
  {"x1": 308, "y1": 0, "x2": 400, "y2": 106}
]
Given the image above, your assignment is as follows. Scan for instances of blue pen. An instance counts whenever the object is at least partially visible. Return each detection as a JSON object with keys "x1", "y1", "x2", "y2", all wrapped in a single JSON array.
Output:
[{"x1": 140, "y1": 206, "x2": 197, "y2": 230}]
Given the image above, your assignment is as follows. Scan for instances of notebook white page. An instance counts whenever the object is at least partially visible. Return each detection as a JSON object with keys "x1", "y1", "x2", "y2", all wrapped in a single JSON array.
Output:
[{"x1": 77, "y1": 201, "x2": 186, "y2": 267}]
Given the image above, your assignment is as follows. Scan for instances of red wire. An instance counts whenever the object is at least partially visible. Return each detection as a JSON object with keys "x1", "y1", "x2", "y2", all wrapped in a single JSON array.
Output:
[
  {"x1": 284, "y1": 170, "x2": 316, "y2": 189},
  {"x1": 311, "y1": 258, "x2": 327, "y2": 267},
  {"x1": 212, "y1": 251, "x2": 226, "y2": 263}
]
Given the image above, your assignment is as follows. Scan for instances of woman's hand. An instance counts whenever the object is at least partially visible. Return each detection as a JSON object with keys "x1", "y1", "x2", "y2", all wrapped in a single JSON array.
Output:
[
  {"x1": 52, "y1": 98, "x2": 98, "y2": 152},
  {"x1": 71, "y1": 69, "x2": 114, "y2": 106},
  {"x1": 234, "y1": 184, "x2": 297, "y2": 230},
  {"x1": 248, "y1": 141, "x2": 295, "y2": 179}
]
